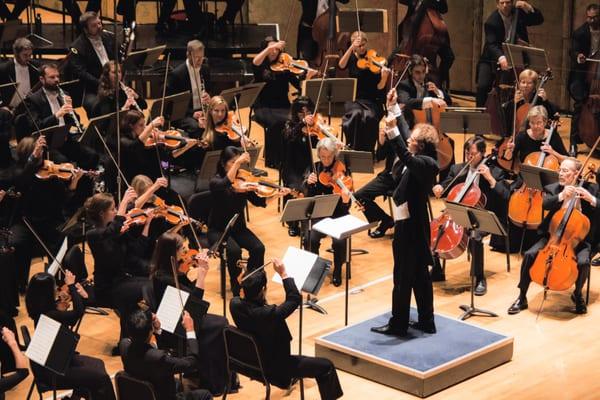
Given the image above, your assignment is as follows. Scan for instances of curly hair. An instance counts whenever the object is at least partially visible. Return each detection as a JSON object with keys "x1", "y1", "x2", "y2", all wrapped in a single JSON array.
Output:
[{"x1": 97, "y1": 61, "x2": 118, "y2": 99}]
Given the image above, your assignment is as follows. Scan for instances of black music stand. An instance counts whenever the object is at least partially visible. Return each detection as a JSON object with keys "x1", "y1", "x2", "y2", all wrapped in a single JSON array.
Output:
[
  {"x1": 220, "y1": 82, "x2": 265, "y2": 139},
  {"x1": 123, "y1": 45, "x2": 166, "y2": 71},
  {"x1": 337, "y1": 8, "x2": 388, "y2": 33},
  {"x1": 209, "y1": 213, "x2": 239, "y2": 317},
  {"x1": 123, "y1": 45, "x2": 167, "y2": 98},
  {"x1": 281, "y1": 195, "x2": 340, "y2": 314},
  {"x1": 149, "y1": 91, "x2": 192, "y2": 127},
  {"x1": 313, "y1": 215, "x2": 377, "y2": 326},
  {"x1": 502, "y1": 43, "x2": 549, "y2": 73},
  {"x1": 33, "y1": 125, "x2": 68, "y2": 151},
  {"x1": 440, "y1": 110, "x2": 492, "y2": 161},
  {"x1": 519, "y1": 164, "x2": 559, "y2": 190},
  {"x1": 303, "y1": 78, "x2": 357, "y2": 123},
  {"x1": 196, "y1": 149, "x2": 221, "y2": 192},
  {"x1": 0, "y1": 81, "x2": 17, "y2": 108},
  {"x1": 79, "y1": 110, "x2": 129, "y2": 153},
  {"x1": 25, "y1": 0, "x2": 51, "y2": 47},
  {"x1": 444, "y1": 201, "x2": 507, "y2": 320}
]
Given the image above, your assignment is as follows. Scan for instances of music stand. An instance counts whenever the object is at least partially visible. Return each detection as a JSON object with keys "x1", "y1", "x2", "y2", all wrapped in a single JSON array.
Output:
[
  {"x1": 122, "y1": 45, "x2": 166, "y2": 72},
  {"x1": 0, "y1": 81, "x2": 18, "y2": 108},
  {"x1": 208, "y1": 213, "x2": 239, "y2": 317},
  {"x1": 302, "y1": 78, "x2": 357, "y2": 122},
  {"x1": 313, "y1": 215, "x2": 377, "y2": 325},
  {"x1": 195, "y1": 149, "x2": 221, "y2": 192},
  {"x1": 337, "y1": 9, "x2": 388, "y2": 33},
  {"x1": 440, "y1": 110, "x2": 492, "y2": 161},
  {"x1": 281, "y1": 195, "x2": 340, "y2": 314},
  {"x1": 149, "y1": 91, "x2": 192, "y2": 127},
  {"x1": 79, "y1": 110, "x2": 129, "y2": 152},
  {"x1": 519, "y1": 164, "x2": 559, "y2": 191},
  {"x1": 25, "y1": 1, "x2": 51, "y2": 47},
  {"x1": 502, "y1": 43, "x2": 549, "y2": 74},
  {"x1": 337, "y1": 150, "x2": 374, "y2": 174},
  {"x1": 444, "y1": 201, "x2": 507, "y2": 320},
  {"x1": 33, "y1": 125, "x2": 68, "y2": 151},
  {"x1": 220, "y1": 82, "x2": 265, "y2": 110}
]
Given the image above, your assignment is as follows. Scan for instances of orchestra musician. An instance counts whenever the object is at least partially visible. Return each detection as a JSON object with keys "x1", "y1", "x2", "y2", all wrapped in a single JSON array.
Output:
[
  {"x1": 0, "y1": 327, "x2": 29, "y2": 399},
  {"x1": 507, "y1": 158, "x2": 600, "y2": 315},
  {"x1": 371, "y1": 89, "x2": 439, "y2": 336},
  {"x1": 230, "y1": 259, "x2": 343, "y2": 400},
  {"x1": 339, "y1": 31, "x2": 390, "y2": 152},
  {"x1": 202, "y1": 96, "x2": 252, "y2": 151},
  {"x1": 475, "y1": 0, "x2": 544, "y2": 107},
  {"x1": 296, "y1": 0, "x2": 349, "y2": 61},
  {"x1": 568, "y1": 3, "x2": 600, "y2": 156},
  {"x1": 91, "y1": 60, "x2": 147, "y2": 118},
  {"x1": 0, "y1": 38, "x2": 39, "y2": 111}
]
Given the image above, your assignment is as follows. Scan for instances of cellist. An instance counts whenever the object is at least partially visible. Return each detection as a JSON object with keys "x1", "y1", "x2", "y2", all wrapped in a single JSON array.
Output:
[{"x1": 508, "y1": 158, "x2": 599, "y2": 315}]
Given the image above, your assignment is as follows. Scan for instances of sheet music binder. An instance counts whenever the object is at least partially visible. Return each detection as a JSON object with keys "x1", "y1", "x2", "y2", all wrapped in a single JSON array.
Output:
[
  {"x1": 301, "y1": 257, "x2": 331, "y2": 296},
  {"x1": 173, "y1": 294, "x2": 210, "y2": 338}
]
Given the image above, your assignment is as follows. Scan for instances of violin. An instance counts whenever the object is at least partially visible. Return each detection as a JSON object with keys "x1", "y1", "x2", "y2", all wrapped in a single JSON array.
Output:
[
  {"x1": 302, "y1": 113, "x2": 343, "y2": 144},
  {"x1": 233, "y1": 169, "x2": 300, "y2": 198},
  {"x1": 153, "y1": 197, "x2": 206, "y2": 229},
  {"x1": 270, "y1": 53, "x2": 320, "y2": 75},
  {"x1": 215, "y1": 112, "x2": 256, "y2": 145},
  {"x1": 35, "y1": 160, "x2": 102, "y2": 181},
  {"x1": 144, "y1": 129, "x2": 191, "y2": 149},
  {"x1": 120, "y1": 207, "x2": 155, "y2": 233},
  {"x1": 317, "y1": 160, "x2": 363, "y2": 209},
  {"x1": 356, "y1": 49, "x2": 387, "y2": 74}
]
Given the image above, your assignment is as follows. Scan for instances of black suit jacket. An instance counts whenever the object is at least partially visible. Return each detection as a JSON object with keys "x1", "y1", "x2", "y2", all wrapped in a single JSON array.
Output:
[
  {"x1": 69, "y1": 32, "x2": 116, "y2": 92},
  {"x1": 166, "y1": 61, "x2": 211, "y2": 116},
  {"x1": 568, "y1": 23, "x2": 592, "y2": 102},
  {"x1": 229, "y1": 277, "x2": 301, "y2": 382},
  {"x1": 119, "y1": 337, "x2": 200, "y2": 400},
  {"x1": 396, "y1": 78, "x2": 451, "y2": 128},
  {"x1": 22, "y1": 88, "x2": 79, "y2": 131},
  {"x1": 479, "y1": 8, "x2": 543, "y2": 63},
  {"x1": 0, "y1": 59, "x2": 39, "y2": 105}
]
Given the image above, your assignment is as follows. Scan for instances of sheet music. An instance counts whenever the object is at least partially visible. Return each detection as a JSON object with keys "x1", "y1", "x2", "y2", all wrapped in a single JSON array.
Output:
[
  {"x1": 156, "y1": 285, "x2": 189, "y2": 333},
  {"x1": 25, "y1": 315, "x2": 61, "y2": 366},
  {"x1": 48, "y1": 238, "x2": 68, "y2": 276},
  {"x1": 313, "y1": 214, "x2": 370, "y2": 239},
  {"x1": 272, "y1": 247, "x2": 317, "y2": 289}
]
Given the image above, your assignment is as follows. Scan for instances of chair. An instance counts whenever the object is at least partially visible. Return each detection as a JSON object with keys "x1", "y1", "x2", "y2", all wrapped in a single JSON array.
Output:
[
  {"x1": 115, "y1": 370, "x2": 157, "y2": 400},
  {"x1": 187, "y1": 190, "x2": 213, "y2": 227}
]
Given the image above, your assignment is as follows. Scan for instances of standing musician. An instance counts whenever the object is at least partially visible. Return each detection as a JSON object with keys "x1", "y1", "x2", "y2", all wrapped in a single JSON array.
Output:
[
  {"x1": 0, "y1": 38, "x2": 39, "y2": 110},
  {"x1": 475, "y1": 0, "x2": 544, "y2": 107},
  {"x1": 252, "y1": 36, "x2": 316, "y2": 169},
  {"x1": 167, "y1": 40, "x2": 211, "y2": 140},
  {"x1": 568, "y1": 3, "x2": 600, "y2": 156},
  {"x1": 296, "y1": 0, "x2": 349, "y2": 61},
  {"x1": 507, "y1": 158, "x2": 599, "y2": 315},
  {"x1": 70, "y1": 12, "x2": 117, "y2": 115},
  {"x1": 208, "y1": 147, "x2": 289, "y2": 296},
  {"x1": 339, "y1": 31, "x2": 390, "y2": 152},
  {"x1": 371, "y1": 89, "x2": 439, "y2": 336},
  {"x1": 303, "y1": 137, "x2": 351, "y2": 287},
  {"x1": 432, "y1": 137, "x2": 506, "y2": 295},
  {"x1": 230, "y1": 260, "x2": 344, "y2": 400},
  {"x1": 91, "y1": 60, "x2": 147, "y2": 118}
]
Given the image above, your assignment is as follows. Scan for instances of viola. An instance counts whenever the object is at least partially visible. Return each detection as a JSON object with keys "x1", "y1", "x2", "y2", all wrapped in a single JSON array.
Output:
[
  {"x1": 270, "y1": 52, "x2": 320, "y2": 75},
  {"x1": 356, "y1": 49, "x2": 387, "y2": 74},
  {"x1": 144, "y1": 129, "x2": 190, "y2": 149},
  {"x1": 233, "y1": 169, "x2": 300, "y2": 198},
  {"x1": 35, "y1": 160, "x2": 102, "y2": 181},
  {"x1": 215, "y1": 112, "x2": 256, "y2": 145},
  {"x1": 317, "y1": 160, "x2": 363, "y2": 209}
]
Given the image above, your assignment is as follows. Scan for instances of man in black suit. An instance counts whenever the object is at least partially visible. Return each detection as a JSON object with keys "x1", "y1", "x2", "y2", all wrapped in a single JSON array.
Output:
[
  {"x1": 230, "y1": 259, "x2": 343, "y2": 400},
  {"x1": 0, "y1": 38, "x2": 39, "y2": 110},
  {"x1": 475, "y1": 0, "x2": 543, "y2": 107},
  {"x1": 431, "y1": 136, "x2": 506, "y2": 294},
  {"x1": 167, "y1": 40, "x2": 211, "y2": 139},
  {"x1": 120, "y1": 310, "x2": 213, "y2": 400},
  {"x1": 371, "y1": 89, "x2": 439, "y2": 336},
  {"x1": 508, "y1": 158, "x2": 600, "y2": 315},
  {"x1": 70, "y1": 12, "x2": 116, "y2": 115},
  {"x1": 568, "y1": 3, "x2": 600, "y2": 155}
]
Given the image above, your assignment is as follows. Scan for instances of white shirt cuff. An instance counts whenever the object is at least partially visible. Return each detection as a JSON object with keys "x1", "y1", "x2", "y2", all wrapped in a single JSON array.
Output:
[
  {"x1": 385, "y1": 126, "x2": 401, "y2": 140},
  {"x1": 186, "y1": 331, "x2": 197, "y2": 340},
  {"x1": 591, "y1": 196, "x2": 597, "y2": 208},
  {"x1": 387, "y1": 103, "x2": 402, "y2": 118},
  {"x1": 435, "y1": 89, "x2": 444, "y2": 99}
]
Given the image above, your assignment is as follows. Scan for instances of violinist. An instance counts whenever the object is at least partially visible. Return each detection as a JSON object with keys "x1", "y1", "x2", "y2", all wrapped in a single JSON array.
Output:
[
  {"x1": 508, "y1": 158, "x2": 600, "y2": 315},
  {"x1": 25, "y1": 271, "x2": 116, "y2": 400},
  {"x1": 432, "y1": 137, "x2": 507, "y2": 294},
  {"x1": 0, "y1": 327, "x2": 29, "y2": 399},
  {"x1": 339, "y1": 31, "x2": 390, "y2": 152},
  {"x1": 568, "y1": 4, "x2": 600, "y2": 156},
  {"x1": 149, "y1": 232, "x2": 234, "y2": 395},
  {"x1": 209, "y1": 147, "x2": 288, "y2": 296},
  {"x1": 90, "y1": 60, "x2": 147, "y2": 118},
  {"x1": 475, "y1": 0, "x2": 544, "y2": 107},
  {"x1": 371, "y1": 91, "x2": 439, "y2": 337},
  {"x1": 167, "y1": 40, "x2": 211, "y2": 139},
  {"x1": 303, "y1": 137, "x2": 351, "y2": 286},
  {"x1": 202, "y1": 96, "x2": 253, "y2": 151},
  {"x1": 252, "y1": 36, "x2": 316, "y2": 168}
]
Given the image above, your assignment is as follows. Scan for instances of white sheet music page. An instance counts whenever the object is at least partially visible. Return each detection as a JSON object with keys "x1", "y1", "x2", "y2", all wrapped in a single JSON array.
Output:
[
  {"x1": 25, "y1": 314, "x2": 61, "y2": 366},
  {"x1": 48, "y1": 238, "x2": 68, "y2": 276},
  {"x1": 313, "y1": 214, "x2": 370, "y2": 239},
  {"x1": 156, "y1": 285, "x2": 190, "y2": 333},
  {"x1": 272, "y1": 246, "x2": 317, "y2": 288}
]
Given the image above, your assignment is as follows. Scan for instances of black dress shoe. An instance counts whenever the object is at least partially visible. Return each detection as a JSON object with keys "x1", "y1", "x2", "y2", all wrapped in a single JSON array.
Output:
[
  {"x1": 368, "y1": 220, "x2": 394, "y2": 239},
  {"x1": 508, "y1": 297, "x2": 528, "y2": 315},
  {"x1": 332, "y1": 275, "x2": 342, "y2": 287},
  {"x1": 592, "y1": 258, "x2": 600, "y2": 267},
  {"x1": 370, "y1": 324, "x2": 407, "y2": 336},
  {"x1": 571, "y1": 293, "x2": 587, "y2": 314},
  {"x1": 409, "y1": 320, "x2": 436, "y2": 334},
  {"x1": 474, "y1": 279, "x2": 487, "y2": 296},
  {"x1": 288, "y1": 226, "x2": 299, "y2": 237},
  {"x1": 430, "y1": 267, "x2": 446, "y2": 282}
]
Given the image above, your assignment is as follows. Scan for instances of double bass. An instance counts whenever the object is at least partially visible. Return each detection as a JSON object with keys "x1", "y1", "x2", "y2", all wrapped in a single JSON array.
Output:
[{"x1": 577, "y1": 56, "x2": 600, "y2": 149}]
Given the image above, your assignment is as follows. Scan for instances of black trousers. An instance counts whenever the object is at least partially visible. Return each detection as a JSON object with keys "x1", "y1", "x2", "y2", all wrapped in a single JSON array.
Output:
[
  {"x1": 208, "y1": 226, "x2": 265, "y2": 296},
  {"x1": 304, "y1": 222, "x2": 347, "y2": 280},
  {"x1": 389, "y1": 218, "x2": 434, "y2": 330},
  {"x1": 475, "y1": 61, "x2": 495, "y2": 108},
  {"x1": 354, "y1": 173, "x2": 394, "y2": 225},
  {"x1": 0, "y1": 108, "x2": 12, "y2": 169},
  {"x1": 279, "y1": 355, "x2": 343, "y2": 400},
  {"x1": 342, "y1": 99, "x2": 383, "y2": 152},
  {"x1": 253, "y1": 106, "x2": 289, "y2": 168},
  {"x1": 518, "y1": 238, "x2": 591, "y2": 298},
  {"x1": 469, "y1": 234, "x2": 485, "y2": 281}
]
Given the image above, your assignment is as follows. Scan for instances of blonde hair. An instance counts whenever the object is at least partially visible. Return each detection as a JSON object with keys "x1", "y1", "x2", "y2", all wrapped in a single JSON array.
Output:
[
  {"x1": 202, "y1": 96, "x2": 229, "y2": 147},
  {"x1": 350, "y1": 31, "x2": 368, "y2": 42},
  {"x1": 519, "y1": 69, "x2": 538, "y2": 83},
  {"x1": 412, "y1": 123, "x2": 439, "y2": 147},
  {"x1": 131, "y1": 174, "x2": 153, "y2": 196},
  {"x1": 527, "y1": 105, "x2": 548, "y2": 121}
]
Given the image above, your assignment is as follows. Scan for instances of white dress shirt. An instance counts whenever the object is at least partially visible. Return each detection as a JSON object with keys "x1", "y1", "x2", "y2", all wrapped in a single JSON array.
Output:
[
  {"x1": 43, "y1": 88, "x2": 64, "y2": 126},
  {"x1": 10, "y1": 59, "x2": 31, "y2": 108},
  {"x1": 186, "y1": 59, "x2": 203, "y2": 110},
  {"x1": 88, "y1": 36, "x2": 109, "y2": 67}
]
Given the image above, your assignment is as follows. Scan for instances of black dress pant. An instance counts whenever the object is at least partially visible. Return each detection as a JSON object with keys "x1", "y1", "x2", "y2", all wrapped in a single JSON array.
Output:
[
  {"x1": 277, "y1": 356, "x2": 343, "y2": 400},
  {"x1": 0, "y1": 108, "x2": 12, "y2": 169},
  {"x1": 342, "y1": 99, "x2": 383, "y2": 152},
  {"x1": 304, "y1": 223, "x2": 347, "y2": 280},
  {"x1": 475, "y1": 61, "x2": 494, "y2": 108},
  {"x1": 389, "y1": 218, "x2": 434, "y2": 330},
  {"x1": 354, "y1": 173, "x2": 394, "y2": 225},
  {"x1": 469, "y1": 233, "x2": 485, "y2": 281},
  {"x1": 518, "y1": 238, "x2": 591, "y2": 298},
  {"x1": 253, "y1": 106, "x2": 289, "y2": 168},
  {"x1": 208, "y1": 226, "x2": 265, "y2": 296}
]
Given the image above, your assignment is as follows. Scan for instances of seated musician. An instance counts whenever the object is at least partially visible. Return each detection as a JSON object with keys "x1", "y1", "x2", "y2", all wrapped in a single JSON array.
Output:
[
  {"x1": 508, "y1": 158, "x2": 599, "y2": 315},
  {"x1": 208, "y1": 147, "x2": 288, "y2": 296},
  {"x1": 475, "y1": 0, "x2": 543, "y2": 107},
  {"x1": 90, "y1": 60, "x2": 147, "y2": 118},
  {"x1": 302, "y1": 137, "x2": 351, "y2": 287},
  {"x1": 501, "y1": 69, "x2": 557, "y2": 139},
  {"x1": 70, "y1": 12, "x2": 116, "y2": 114},
  {"x1": 167, "y1": 40, "x2": 211, "y2": 139},
  {"x1": 432, "y1": 136, "x2": 506, "y2": 295},
  {"x1": 0, "y1": 38, "x2": 40, "y2": 111},
  {"x1": 148, "y1": 232, "x2": 234, "y2": 396},
  {"x1": 120, "y1": 310, "x2": 213, "y2": 400},
  {"x1": 339, "y1": 31, "x2": 390, "y2": 152},
  {"x1": 202, "y1": 96, "x2": 252, "y2": 151},
  {"x1": 396, "y1": 54, "x2": 451, "y2": 128},
  {"x1": 25, "y1": 271, "x2": 116, "y2": 400},
  {"x1": 0, "y1": 327, "x2": 29, "y2": 399},
  {"x1": 230, "y1": 259, "x2": 343, "y2": 400}
]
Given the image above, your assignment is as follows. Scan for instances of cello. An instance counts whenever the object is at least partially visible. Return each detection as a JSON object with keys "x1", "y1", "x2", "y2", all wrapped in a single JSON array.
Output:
[{"x1": 577, "y1": 56, "x2": 600, "y2": 149}]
